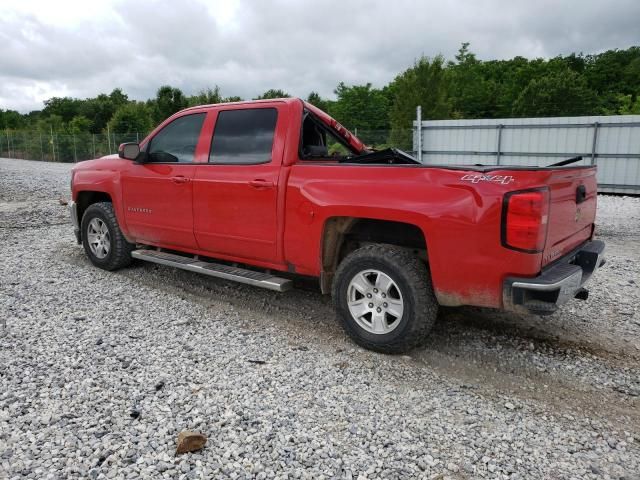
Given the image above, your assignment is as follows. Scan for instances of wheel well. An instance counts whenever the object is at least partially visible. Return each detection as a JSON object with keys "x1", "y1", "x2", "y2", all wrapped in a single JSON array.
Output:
[
  {"x1": 76, "y1": 191, "x2": 112, "y2": 226},
  {"x1": 320, "y1": 217, "x2": 428, "y2": 294}
]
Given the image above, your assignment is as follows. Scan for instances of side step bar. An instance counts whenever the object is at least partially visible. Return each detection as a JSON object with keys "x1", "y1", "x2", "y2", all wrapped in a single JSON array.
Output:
[{"x1": 131, "y1": 249, "x2": 293, "y2": 292}]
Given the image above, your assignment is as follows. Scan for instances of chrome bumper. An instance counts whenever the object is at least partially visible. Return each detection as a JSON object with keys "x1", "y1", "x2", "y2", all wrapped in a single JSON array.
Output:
[
  {"x1": 503, "y1": 240, "x2": 605, "y2": 315},
  {"x1": 69, "y1": 200, "x2": 81, "y2": 244}
]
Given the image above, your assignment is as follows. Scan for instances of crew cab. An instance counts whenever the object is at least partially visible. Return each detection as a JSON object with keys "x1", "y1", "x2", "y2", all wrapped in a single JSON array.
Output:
[{"x1": 69, "y1": 98, "x2": 605, "y2": 353}]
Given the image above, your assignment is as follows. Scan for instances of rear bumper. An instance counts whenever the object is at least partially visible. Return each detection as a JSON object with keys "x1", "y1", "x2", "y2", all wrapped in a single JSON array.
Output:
[
  {"x1": 69, "y1": 200, "x2": 81, "y2": 244},
  {"x1": 503, "y1": 240, "x2": 605, "y2": 315}
]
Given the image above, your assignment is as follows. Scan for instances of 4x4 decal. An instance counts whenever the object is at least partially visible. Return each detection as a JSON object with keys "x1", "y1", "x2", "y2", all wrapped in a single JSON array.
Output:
[{"x1": 460, "y1": 174, "x2": 515, "y2": 185}]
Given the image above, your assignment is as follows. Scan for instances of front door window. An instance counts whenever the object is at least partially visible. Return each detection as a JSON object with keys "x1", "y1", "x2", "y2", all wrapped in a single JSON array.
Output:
[{"x1": 147, "y1": 113, "x2": 206, "y2": 163}]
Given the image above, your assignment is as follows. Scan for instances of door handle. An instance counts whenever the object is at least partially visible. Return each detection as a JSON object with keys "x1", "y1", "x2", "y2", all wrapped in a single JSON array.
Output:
[
  {"x1": 249, "y1": 179, "x2": 274, "y2": 188},
  {"x1": 172, "y1": 176, "x2": 190, "y2": 184}
]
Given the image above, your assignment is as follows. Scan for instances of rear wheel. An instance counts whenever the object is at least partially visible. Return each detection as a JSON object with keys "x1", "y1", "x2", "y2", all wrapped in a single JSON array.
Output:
[
  {"x1": 81, "y1": 202, "x2": 134, "y2": 271},
  {"x1": 332, "y1": 244, "x2": 438, "y2": 353}
]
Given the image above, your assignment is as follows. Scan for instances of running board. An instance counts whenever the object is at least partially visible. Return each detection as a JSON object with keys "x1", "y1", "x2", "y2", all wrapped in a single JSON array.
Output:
[{"x1": 131, "y1": 250, "x2": 293, "y2": 292}]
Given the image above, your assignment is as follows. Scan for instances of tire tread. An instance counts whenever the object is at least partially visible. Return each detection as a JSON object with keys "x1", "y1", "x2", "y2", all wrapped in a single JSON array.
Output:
[
  {"x1": 332, "y1": 244, "x2": 438, "y2": 354},
  {"x1": 81, "y1": 202, "x2": 133, "y2": 271}
]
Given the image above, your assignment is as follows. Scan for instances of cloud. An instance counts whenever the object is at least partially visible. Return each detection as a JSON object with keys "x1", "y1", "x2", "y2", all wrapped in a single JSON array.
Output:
[{"x1": 0, "y1": 0, "x2": 638, "y2": 112}]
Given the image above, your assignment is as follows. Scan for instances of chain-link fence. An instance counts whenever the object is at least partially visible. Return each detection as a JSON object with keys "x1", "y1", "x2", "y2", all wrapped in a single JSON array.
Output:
[
  {"x1": 0, "y1": 128, "x2": 415, "y2": 163},
  {"x1": 0, "y1": 131, "x2": 144, "y2": 163}
]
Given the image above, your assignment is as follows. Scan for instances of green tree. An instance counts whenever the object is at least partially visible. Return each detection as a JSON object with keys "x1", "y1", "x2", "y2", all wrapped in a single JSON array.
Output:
[
  {"x1": 23, "y1": 110, "x2": 43, "y2": 129},
  {"x1": 254, "y1": 89, "x2": 290, "y2": 100},
  {"x1": 35, "y1": 114, "x2": 65, "y2": 135},
  {"x1": 109, "y1": 88, "x2": 129, "y2": 108},
  {"x1": 108, "y1": 103, "x2": 153, "y2": 134},
  {"x1": 0, "y1": 109, "x2": 27, "y2": 129},
  {"x1": 306, "y1": 91, "x2": 331, "y2": 112},
  {"x1": 584, "y1": 47, "x2": 640, "y2": 96},
  {"x1": 188, "y1": 86, "x2": 224, "y2": 107},
  {"x1": 223, "y1": 95, "x2": 244, "y2": 102},
  {"x1": 622, "y1": 56, "x2": 640, "y2": 96},
  {"x1": 611, "y1": 94, "x2": 640, "y2": 114},
  {"x1": 42, "y1": 97, "x2": 83, "y2": 123},
  {"x1": 512, "y1": 68, "x2": 598, "y2": 117},
  {"x1": 79, "y1": 94, "x2": 117, "y2": 133},
  {"x1": 447, "y1": 43, "x2": 498, "y2": 118},
  {"x1": 153, "y1": 85, "x2": 188, "y2": 123},
  {"x1": 582, "y1": 47, "x2": 640, "y2": 113},
  {"x1": 68, "y1": 115, "x2": 92, "y2": 133},
  {"x1": 329, "y1": 83, "x2": 390, "y2": 132},
  {"x1": 389, "y1": 55, "x2": 450, "y2": 147}
]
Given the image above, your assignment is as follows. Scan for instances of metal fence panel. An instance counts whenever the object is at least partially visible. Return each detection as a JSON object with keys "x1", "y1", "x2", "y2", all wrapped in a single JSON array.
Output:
[{"x1": 414, "y1": 115, "x2": 640, "y2": 194}]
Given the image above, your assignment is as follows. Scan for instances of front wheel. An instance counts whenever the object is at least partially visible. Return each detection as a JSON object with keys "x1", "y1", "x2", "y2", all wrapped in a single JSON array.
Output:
[
  {"x1": 81, "y1": 202, "x2": 134, "y2": 271},
  {"x1": 332, "y1": 244, "x2": 438, "y2": 354}
]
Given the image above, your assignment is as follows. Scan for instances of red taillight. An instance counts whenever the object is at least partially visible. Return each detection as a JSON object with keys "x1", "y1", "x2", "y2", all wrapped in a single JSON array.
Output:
[{"x1": 502, "y1": 189, "x2": 549, "y2": 252}]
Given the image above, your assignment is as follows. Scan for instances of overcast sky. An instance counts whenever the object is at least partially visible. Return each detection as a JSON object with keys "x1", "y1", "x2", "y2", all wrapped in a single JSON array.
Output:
[{"x1": 1, "y1": 0, "x2": 638, "y2": 113}]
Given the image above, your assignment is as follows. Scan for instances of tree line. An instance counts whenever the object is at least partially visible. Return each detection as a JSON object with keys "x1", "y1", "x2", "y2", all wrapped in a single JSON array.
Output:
[{"x1": 1, "y1": 44, "x2": 639, "y2": 149}]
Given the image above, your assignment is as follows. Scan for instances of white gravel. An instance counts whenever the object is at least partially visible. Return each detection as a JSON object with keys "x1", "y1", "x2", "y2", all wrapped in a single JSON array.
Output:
[{"x1": 1, "y1": 158, "x2": 639, "y2": 480}]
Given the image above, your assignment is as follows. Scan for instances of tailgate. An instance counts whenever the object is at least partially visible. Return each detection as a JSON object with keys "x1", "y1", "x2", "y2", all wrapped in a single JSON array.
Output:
[{"x1": 542, "y1": 167, "x2": 597, "y2": 266}]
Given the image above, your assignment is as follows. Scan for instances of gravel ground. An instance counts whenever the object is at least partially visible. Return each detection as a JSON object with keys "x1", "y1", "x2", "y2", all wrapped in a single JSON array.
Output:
[{"x1": 1, "y1": 157, "x2": 639, "y2": 480}]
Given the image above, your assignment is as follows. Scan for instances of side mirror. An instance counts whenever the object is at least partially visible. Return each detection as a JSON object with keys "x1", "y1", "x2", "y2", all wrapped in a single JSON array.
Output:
[{"x1": 118, "y1": 142, "x2": 141, "y2": 161}]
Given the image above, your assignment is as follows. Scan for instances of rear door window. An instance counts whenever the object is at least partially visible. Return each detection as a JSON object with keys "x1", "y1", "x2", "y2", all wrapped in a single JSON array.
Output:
[{"x1": 209, "y1": 108, "x2": 278, "y2": 164}]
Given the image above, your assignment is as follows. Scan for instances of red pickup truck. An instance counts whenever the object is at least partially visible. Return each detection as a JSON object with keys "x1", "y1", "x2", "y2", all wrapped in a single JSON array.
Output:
[{"x1": 70, "y1": 98, "x2": 605, "y2": 353}]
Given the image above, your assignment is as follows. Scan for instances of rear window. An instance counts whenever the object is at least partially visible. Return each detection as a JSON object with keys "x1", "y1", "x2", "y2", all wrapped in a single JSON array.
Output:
[{"x1": 209, "y1": 108, "x2": 278, "y2": 164}]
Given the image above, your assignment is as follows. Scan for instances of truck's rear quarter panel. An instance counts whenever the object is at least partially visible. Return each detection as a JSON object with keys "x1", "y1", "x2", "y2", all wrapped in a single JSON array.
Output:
[{"x1": 285, "y1": 163, "x2": 583, "y2": 309}]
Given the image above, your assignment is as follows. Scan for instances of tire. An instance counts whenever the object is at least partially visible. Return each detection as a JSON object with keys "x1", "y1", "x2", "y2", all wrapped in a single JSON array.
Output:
[
  {"x1": 81, "y1": 202, "x2": 134, "y2": 271},
  {"x1": 332, "y1": 244, "x2": 438, "y2": 354}
]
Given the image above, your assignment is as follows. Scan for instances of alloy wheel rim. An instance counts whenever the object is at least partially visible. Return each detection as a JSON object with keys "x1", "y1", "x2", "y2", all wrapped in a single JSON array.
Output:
[
  {"x1": 347, "y1": 269, "x2": 404, "y2": 334},
  {"x1": 87, "y1": 218, "x2": 111, "y2": 259}
]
